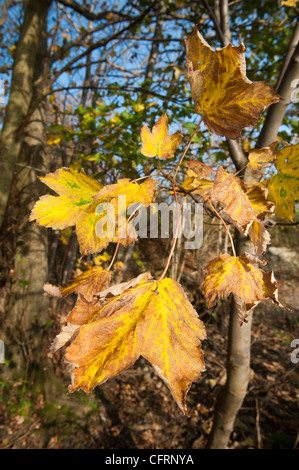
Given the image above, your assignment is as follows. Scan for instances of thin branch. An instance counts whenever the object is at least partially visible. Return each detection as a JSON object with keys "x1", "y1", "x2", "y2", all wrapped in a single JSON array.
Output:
[
  {"x1": 207, "y1": 196, "x2": 236, "y2": 257},
  {"x1": 158, "y1": 183, "x2": 180, "y2": 281},
  {"x1": 16, "y1": 2, "x2": 157, "y2": 140},
  {"x1": 172, "y1": 117, "x2": 204, "y2": 181},
  {"x1": 275, "y1": 16, "x2": 299, "y2": 92},
  {"x1": 57, "y1": 0, "x2": 134, "y2": 21},
  {"x1": 201, "y1": 0, "x2": 226, "y2": 46},
  {"x1": 257, "y1": 31, "x2": 299, "y2": 148}
]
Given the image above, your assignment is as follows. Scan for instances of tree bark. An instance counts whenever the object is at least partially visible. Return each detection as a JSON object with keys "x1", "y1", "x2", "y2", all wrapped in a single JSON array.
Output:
[
  {"x1": 256, "y1": 41, "x2": 299, "y2": 148},
  {"x1": 0, "y1": 0, "x2": 52, "y2": 228},
  {"x1": 206, "y1": 233, "x2": 254, "y2": 448},
  {"x1": 206, "y1": 0, "x2": 298, "y2": 449},
  {"x1": 0, "y1": 0, "x2": 53, "y2": 392}
]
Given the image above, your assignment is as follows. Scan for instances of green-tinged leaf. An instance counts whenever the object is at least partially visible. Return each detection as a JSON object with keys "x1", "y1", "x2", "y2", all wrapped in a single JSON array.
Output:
[{"x1": 267, "y1": 143, "x2": 299, "y2": 220}]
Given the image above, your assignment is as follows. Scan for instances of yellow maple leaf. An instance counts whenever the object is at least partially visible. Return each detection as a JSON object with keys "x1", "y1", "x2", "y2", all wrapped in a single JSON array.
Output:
[
  {"x1": 182, "y1": 161, "x2": 214, "y2": 199},
  {"x1": 62, "y1": 276, "x2": 206, "y2": 412},
  {"x1": 210, "y1": 165, "x2": 256, "y2": 234},
  {"x1": 30, "y1": 169, "x2": 158, "y2": 255},
  {"x1": 267, "y1": 143, "x2": 299, "y2": 220},
  {"x1": 47, "y1": 135, "x2": 61, "y2": 145},
  {"x1": 185, "y1": 27, "x2": 280, "y2": 139},
  {"x1": 245, "y1": 185, "x2": 275, "y2": 256},
  {"x1": 29, "y1": 167, "x2": 102, "y2": 230},
  {"x1": 140, "y1": 113, "x2": 182, "y2": 159},
  {"x1": 61, "y1": 266, "x2": 111, "y2": 301},
  {"x1": 246, "y1": 185, "x2": 275, "y2": 221},
  {"x1": 280, "y1": 0, "x2": 298, "y2": 7},
  {"x1": 93, "y1": 178, "x2": 157, "y2": 209},
  {"x1": 247, "y1": 142, "x2": 279, "y2": 171},
  {"x1": 202, "y1": 253, "x2": 287, "y2": 323}
]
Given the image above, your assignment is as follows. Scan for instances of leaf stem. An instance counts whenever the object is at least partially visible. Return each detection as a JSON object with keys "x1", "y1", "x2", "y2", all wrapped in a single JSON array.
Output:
[
  {"x1": 172, "y1": 116, "x2": 204, "y2": 182},
  {"x1": 186, "y1": 159, "x2": 216, "y2": 174},
  {"x1": 107, "y1": 203, "x2": 143, "y2": 271},
  {"x1": 107, "y1": 239, "x2": 121, "y2": 271},
  {"x1": 131, "y1": 171, "x2": 157, "y2": 183},
  {"x1": 158, "y1": 183, "x2": 180, "y2": 281},
  {"x1": 207, "y1": 196, "x2": 236, "y2": 257}
]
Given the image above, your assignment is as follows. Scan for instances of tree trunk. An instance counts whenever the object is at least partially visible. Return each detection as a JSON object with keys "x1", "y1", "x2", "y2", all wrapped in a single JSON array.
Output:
[
  {"x1": 1, "y1": 0, "x2": 53, "y2": 395},
  {"x1": 206, "y1": 233, "x2": 254, "y2": 448},
  {"x1": 0, "y1": 0, "x2": 52, "y2": 228},
  {"x1": 256, "y1": 41, "x2": 299, "y2": 148},
  {"x1": 205, "y1": 1, "x2": 298, "y2": 449}
]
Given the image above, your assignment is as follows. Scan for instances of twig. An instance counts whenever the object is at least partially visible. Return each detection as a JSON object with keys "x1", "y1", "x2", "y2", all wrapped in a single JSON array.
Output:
[
  {"x1": 172, "y1": 117, "x2": 204, "y2": 181},
  {"x1": 107, "y1": 203, "x2": 143, "y2": 271},
  {"x1": 255, "y1": 398, "x2": 263, "y2": 449},
  {"x1": 158, "y1": 183, "x2": 180, "y2": 281},
  {"x1": 207, "y1": 196, "x2": 236, "y2": 257}
]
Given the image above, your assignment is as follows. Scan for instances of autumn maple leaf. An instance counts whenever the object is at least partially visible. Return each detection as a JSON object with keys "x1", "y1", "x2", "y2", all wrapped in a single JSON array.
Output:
[
  {"x1": 61, "y1": 266, "x2": 111, "y2": 301},
  {"x1": 246, "y1": 185, "x2": 275, "y2": 256},
  {"x1": 30, "y1": 168, "x2": 158, "y2": 255},
  {"x1": 182, "y1": 161, "x2": 214, "y2": 199},
  {"x1": 266, "y1": 142, "x2": 299, "y2": 220},
  {"x1": 247, "y1": 142, "x2": 280, "y2": 172},
  {"x1": 55, "y1": 275, "x2": 206, "y2": 412},
  {"x1": 185, "y1": 27, "x2": 280, "y2": 139},
  {"x1": 210, "y1": 165, "x2": 256, "y2": 234},
  {"x1": 140, "y1": 113, "x2": 182, "y2": 159},
  {"x1": 202, "y1": 253, "x2": 287, "y2": 324}
]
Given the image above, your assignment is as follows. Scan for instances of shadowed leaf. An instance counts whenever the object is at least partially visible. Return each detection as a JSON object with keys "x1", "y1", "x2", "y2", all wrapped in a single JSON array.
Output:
[
  {"x1": 61, "y1": 266, "x2": 111, "y2": 301},
  {"x1": 185, "y1": 27, "x2": 280, "y2": 139},
  {"x1": 210, "y1": 165, "x2": 256, "y2": 234}
]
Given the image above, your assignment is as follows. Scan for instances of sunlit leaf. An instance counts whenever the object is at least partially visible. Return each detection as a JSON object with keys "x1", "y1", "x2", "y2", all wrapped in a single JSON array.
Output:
[
  {"x1": 280, "y1": 0, "x2": 298, "y2": 7},
  {"x1": 61, "y1": 266, "x2": 111, "y2": 301},
  {"x1": 182, "y1": 161, "x2": 213, "y2": 199},
  {"x1": 140, "y1": 113, "x2": 182, "y2": 159},
  {"x1": 185, "y1": 27, "x2": 280, "y2": 139},
  {"x1": 267, "y1": 143, "x2": 299, "y2": 220},
  {"x1": 202, "y1": 253, "x2": 287, "y2": 324},
  {"x1": 30, "y1": 169, "x2": 158, "y2": 255},
  {"x1": 247, "y1": 142, "x2": 279, "y2": 171},
  {"x1": 61, "y1": 276, "x2": 206, "y2": 412}
]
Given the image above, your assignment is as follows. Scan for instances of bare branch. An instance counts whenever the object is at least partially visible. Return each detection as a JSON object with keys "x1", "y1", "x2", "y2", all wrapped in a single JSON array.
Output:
[
  {"x1": 256, "y1": 40, "x2": 299, "y2": 148},
  {"x1": 275, "y1": 16, "x2": 299, "y2": 91},
  {"x1": 57, "y1": 0, "x2": 133, "y2": 21}
]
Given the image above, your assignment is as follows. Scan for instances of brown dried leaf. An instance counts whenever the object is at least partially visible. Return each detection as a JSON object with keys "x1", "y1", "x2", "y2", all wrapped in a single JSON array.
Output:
[
  {"x1": 66, "y1": 294, "x2": 104, "y2": 325},
  {"x1": 50, "y1": 324, "x2": 80, "y2": 352},
  {"x1": 61, "y1": 266, "x2": 111, "y2": 301},
  {"x1": 95, "y1": 272, "x2": 153, "y2": 299}
]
